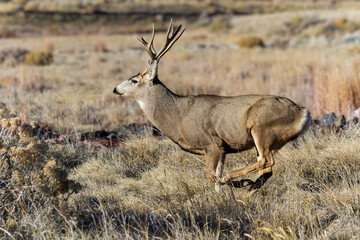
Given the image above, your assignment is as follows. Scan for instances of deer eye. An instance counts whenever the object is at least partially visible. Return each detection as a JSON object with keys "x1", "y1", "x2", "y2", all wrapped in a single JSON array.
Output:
[{"x1": 131, "y1": 79, "x2": 138, "y2": 84}]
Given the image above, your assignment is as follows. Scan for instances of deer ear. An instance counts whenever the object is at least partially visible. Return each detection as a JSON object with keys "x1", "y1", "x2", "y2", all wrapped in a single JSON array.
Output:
[{"x1": 147, "y1": 60, "x2": 158, "y2": 80}]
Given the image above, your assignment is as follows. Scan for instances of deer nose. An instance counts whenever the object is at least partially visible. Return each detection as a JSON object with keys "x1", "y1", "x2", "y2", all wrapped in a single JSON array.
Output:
[{"x1": 113, "y1": 87, "x2": 123, "y2": 95}]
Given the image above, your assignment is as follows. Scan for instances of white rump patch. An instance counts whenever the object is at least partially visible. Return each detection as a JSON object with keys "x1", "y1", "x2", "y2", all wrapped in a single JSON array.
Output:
[{"x1": 298, "y1": 109, "x2": 312, "y2": 136}]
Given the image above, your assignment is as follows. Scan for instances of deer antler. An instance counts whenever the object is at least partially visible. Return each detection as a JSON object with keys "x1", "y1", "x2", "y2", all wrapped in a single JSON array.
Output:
[
  {"x1": 137, "y1": 19, "x2": 185, "y2": 63},
  {"x1": 156, "y1": 19, "x2": 185, "y2": 62},
  {"x1": 137, "y1": 24, "x2": 157, "y2": 62}
]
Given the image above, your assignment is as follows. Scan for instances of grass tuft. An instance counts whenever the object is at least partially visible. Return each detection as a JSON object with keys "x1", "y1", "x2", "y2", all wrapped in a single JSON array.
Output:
[
  {"x1": 25, "y1": 51, "x2": 53, "y2": 66},
  {"x1": 237, "y1": 35, "x2": 265, "y2": 48}
]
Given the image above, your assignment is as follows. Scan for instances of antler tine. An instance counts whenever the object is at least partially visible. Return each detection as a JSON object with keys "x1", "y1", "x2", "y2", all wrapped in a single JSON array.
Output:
[
  {"x1": 137, "y1": 19, "x2": 185, "y2": 63},
  {"x1": 137, "y1": 24, "x2": 157, "y2": 61},
  {"x1": 149, "y1": 24, "x2": 156, "y2": 53},
  {"x1": 167, "y1": 19, "x2": 174, "y2": 38},
  {"x1": 156, "y1": 23, "x2": 185, "y2": 62}
]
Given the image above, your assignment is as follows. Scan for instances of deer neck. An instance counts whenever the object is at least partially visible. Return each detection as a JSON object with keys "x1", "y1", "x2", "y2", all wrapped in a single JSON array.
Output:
[{"x1": 137, "y1": 79, "x2": 182, "y2": 139}]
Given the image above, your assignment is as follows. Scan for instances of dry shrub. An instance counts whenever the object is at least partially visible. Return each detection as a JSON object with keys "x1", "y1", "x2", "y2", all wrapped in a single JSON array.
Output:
[
  {"x1": 334, "y1": 17, "x2": 347, "y2": 30},
  {"x1": 0, "y1": 104, "x2": 81, "y2": 236},
  {"x1": 93, "y1": 40, "x2": 107, "y2": 52},
  {"x1": 237, "y1": 35, "x2": 265, "y2": 48},
  {"x1": 25, "y1": 51, "x2": 53, "y2": 66}
]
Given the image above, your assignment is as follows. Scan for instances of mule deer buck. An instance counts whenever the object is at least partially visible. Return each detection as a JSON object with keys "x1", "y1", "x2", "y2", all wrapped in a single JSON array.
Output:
[{"x1": 113, "y1": 20, "x2": 312, "y2": 193}]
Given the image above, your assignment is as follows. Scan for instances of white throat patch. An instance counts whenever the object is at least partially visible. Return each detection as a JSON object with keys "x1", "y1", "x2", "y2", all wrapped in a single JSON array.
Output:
[{"x1": 137, "y1": 100, "x2": 145, "y2": 110}]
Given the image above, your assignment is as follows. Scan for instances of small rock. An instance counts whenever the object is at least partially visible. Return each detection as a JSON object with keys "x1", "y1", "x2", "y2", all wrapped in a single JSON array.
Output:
[
  {"x1": 344, "y1": 33, "x2": 360, "y2": 43},
  {"x1": 321, "y1": 112, "x2": 336, "y2": 126}
]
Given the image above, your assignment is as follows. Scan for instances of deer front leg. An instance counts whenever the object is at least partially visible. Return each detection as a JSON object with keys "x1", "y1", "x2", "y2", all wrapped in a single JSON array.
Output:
[
  {"x1": 214, "y1": 155, "x2": 226, "y2": 192},
  {"x1": 204, "y1": 147, "x2": 224, "y2": 191}
]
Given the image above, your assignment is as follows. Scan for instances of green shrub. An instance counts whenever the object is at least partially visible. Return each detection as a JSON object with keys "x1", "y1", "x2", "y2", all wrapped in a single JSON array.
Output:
[
  {"x1": 237, "y1": 36, "x2": 264, "y2": 48},
  {"x1": 25, "y1": 51, "x2": 53, "y2": 66}
]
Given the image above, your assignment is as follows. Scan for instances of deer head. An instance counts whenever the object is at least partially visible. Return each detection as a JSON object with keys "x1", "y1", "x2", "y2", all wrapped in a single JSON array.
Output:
[{"x1": 113, "y1": 19, "x2": 185, "y2": 99}]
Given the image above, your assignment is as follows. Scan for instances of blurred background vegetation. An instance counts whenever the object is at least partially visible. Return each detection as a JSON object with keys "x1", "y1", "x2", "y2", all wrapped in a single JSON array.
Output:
[{"x1": 0, "y1": 0, "x2": 359, "y2": 34}]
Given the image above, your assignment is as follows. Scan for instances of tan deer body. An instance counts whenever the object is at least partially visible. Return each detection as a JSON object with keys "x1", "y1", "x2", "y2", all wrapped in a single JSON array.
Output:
[{"x1": 113, "y1": 20, "x2": 311, "y2": 192}]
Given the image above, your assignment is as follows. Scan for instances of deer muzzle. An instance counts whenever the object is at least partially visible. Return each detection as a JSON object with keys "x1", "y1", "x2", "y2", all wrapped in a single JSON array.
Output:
[{"x1": 113, "y1": 87, "x2": 123, "y2": 96}]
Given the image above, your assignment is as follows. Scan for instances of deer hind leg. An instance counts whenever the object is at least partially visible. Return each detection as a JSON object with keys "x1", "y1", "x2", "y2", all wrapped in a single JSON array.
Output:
[
  {"x1": 247, "y1": 153, "x2": 275, "y2": 195},
  {"x1": 219, "y1": 129, "x2": 274, "y2": 186},
  {"x1": 254, "y1": 150, "x2": 277, "y2": 183}
]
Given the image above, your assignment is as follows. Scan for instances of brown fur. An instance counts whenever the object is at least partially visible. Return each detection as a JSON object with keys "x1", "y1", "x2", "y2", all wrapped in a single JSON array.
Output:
[{"x1": 113, "y1": 21, "x2": 311, "y2": 192}]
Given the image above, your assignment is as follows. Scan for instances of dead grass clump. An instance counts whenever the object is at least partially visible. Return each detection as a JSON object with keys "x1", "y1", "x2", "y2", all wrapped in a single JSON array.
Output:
[
  {"x1": 25, "y1": 51, "x2": 53, "y2": 66},
  {"x1": 237, "y1": 35, "x2": 264, "y2": 48}
]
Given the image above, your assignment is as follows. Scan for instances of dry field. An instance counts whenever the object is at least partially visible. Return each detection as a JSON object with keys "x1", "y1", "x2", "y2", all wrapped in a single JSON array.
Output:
[{"x1": 1, "y1": 8, "x2": 360, "y2": 239}]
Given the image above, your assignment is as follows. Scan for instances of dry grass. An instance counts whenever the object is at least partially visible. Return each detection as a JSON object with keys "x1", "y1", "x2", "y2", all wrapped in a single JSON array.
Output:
[
  {"x1": 1, "y1": 7, "x2": 360, "y2": 239},
  {"x1": 2, "y1": 125, "x2": 360, "y2": 239},
  {"x1": 66, "y1": 127, "x2": 360, "y2": 239}
]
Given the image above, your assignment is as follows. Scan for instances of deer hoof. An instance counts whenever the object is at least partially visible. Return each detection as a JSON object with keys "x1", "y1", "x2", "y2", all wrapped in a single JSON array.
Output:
[
  {"x1": 215, "y1": 182, "x2": 224, "y2": 192},
  {"x1": 219, "y1": 176, "x2": 230, "y2": 185}
]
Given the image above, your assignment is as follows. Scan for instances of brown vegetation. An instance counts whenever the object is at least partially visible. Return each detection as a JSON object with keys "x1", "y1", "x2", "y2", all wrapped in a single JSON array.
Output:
[
  {"x1": 0, "y1": 4, "x2": 360, "y2": 239},
  {"x1": 24, "y1": 51, "x2": 53, "y2": 66},
  {"x1": 237, "y1": 35, "x2": 264, "y2": 48},
  {"x1": 0, "y1": 105, "x2": 81, "y2": 239}
]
